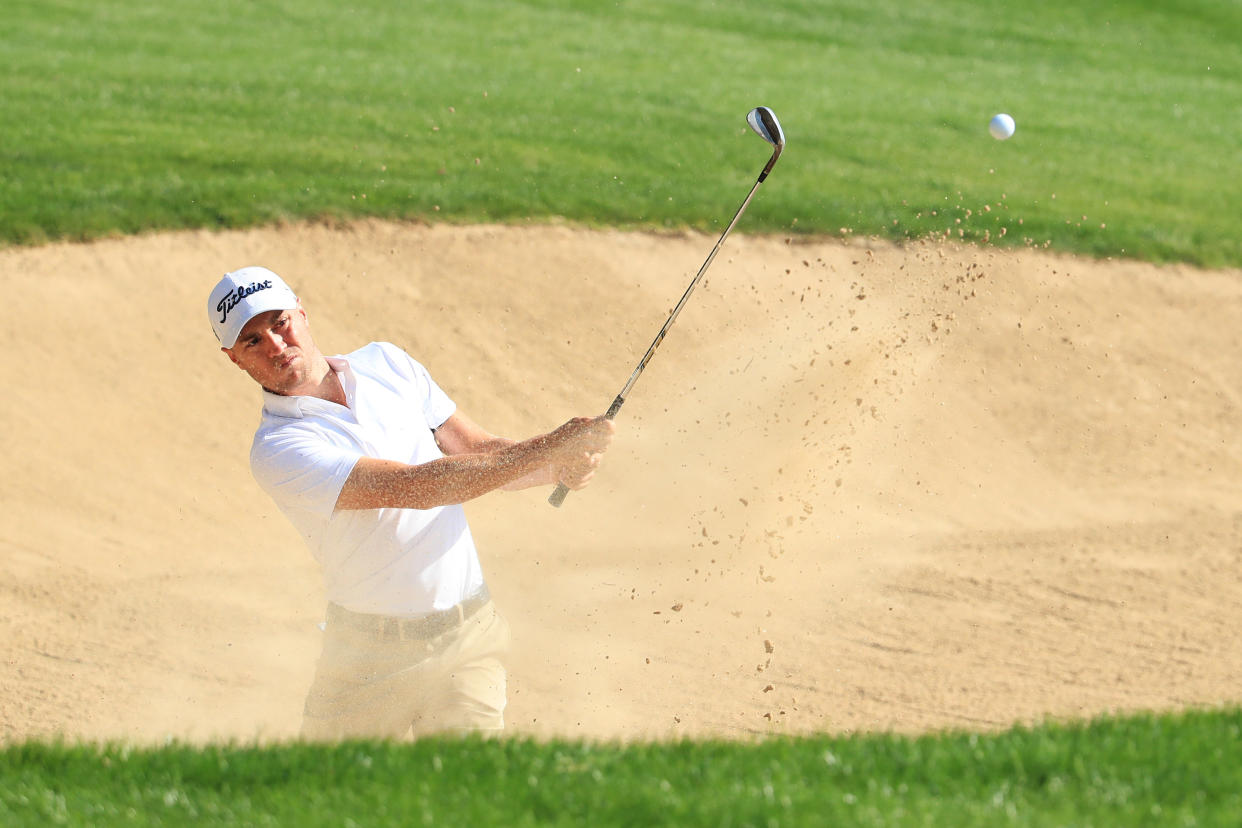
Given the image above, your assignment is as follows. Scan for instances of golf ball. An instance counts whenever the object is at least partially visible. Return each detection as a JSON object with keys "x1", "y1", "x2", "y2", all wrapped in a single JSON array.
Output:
[{"x1": 989, "y1": 113, "x2": 1016, "y2": 140}]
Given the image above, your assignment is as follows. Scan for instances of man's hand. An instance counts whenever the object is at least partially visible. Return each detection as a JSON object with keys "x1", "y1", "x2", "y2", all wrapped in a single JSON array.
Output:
[{"x1": 550, "y1": 416, "x2": 615, "y2": 490}]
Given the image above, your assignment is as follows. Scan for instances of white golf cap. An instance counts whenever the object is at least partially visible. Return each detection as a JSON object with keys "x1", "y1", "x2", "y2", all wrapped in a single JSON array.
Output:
[{"x1": 208, "y1": 266, "x2": 299, "y2": 348}]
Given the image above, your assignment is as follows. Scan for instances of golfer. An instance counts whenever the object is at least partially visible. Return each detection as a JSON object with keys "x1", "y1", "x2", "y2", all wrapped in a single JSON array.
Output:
[{"x1": 209, "y1": 266, "x2": 614, "y2": 740}]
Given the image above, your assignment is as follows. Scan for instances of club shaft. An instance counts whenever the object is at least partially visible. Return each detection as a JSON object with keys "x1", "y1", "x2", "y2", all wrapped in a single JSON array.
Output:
[
  {"x1": 613, "y1": 174, "x2": 766, "y2": 407},
  {"x1": 546, "y1": 169, "x2": 771, "y2": 509}
]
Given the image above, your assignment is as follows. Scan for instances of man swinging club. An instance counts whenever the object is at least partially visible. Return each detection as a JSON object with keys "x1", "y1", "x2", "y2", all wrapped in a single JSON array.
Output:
[{"x1": 209, "y1": 266, "x2": 615, "y2": 740}]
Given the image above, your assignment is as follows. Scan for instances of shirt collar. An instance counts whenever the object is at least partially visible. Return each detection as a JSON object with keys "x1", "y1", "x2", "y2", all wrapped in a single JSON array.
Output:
[{"x1": 261, "y1": 355, "x2": 356, "y2": 419}]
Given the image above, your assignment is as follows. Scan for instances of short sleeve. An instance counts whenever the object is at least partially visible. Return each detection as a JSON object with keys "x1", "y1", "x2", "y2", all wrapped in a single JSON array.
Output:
[
  {"x1": 250, "y1": 428, "x2": 362, "y2": 518},
  {"x1": 374, "y1": 342, "x2": 456, "y2": 430},
  {"x1": 420, "y1": 367, "x2": 456, "y2": 430}
]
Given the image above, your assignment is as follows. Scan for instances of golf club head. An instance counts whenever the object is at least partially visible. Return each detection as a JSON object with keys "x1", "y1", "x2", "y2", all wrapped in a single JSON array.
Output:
[
  {"x1": 747, "y1": 106, "x2": 785, "y2": 148},
  {"x1": 746, "y1": 106, "x2": 785, "y2": 179}
]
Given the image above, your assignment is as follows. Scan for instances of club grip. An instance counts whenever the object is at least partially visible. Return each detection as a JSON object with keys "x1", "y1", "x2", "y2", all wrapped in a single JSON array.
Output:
[
  {"x1": 548, "y1": 483, "x2": 571, "y2": 508},
  {"x1": 547, "y1": 396, "x2": 624, "y2": 509}
]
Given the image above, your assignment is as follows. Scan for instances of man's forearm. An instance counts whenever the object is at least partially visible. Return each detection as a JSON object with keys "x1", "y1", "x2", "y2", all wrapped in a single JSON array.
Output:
[
  {"x1": 500, "y1": 463, "x2": 558, "y2": 491},
  {"x1": 450, "y1": 434, "x2": 517, "y2": 455},
  {"x1": 338, "y1": 436, "x2": 558, "y2": 510},
  {"x1": 437, "y1": 430, "x2": 553, "y2": 491}
]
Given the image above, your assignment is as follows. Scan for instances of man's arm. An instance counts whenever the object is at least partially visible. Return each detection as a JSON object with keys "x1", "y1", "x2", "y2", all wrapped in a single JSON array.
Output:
[
  {"x1": 334, "y1": 415, "x2": 613, "y2": 510},
  {"x1": 432, "y1": 412, "x2": 560, "y2": 491},
  {"x1": 431, "y1": 412, "x2": 515, "y2": 455}
]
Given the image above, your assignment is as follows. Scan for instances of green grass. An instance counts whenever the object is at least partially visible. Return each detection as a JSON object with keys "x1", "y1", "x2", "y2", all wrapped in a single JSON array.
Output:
[
  {"x1": 3, "y1": 708, "x2": 1239, "y2": 826},
  {"x1": 3, "y1": 0, "x2": 1241, "y2": 264}
]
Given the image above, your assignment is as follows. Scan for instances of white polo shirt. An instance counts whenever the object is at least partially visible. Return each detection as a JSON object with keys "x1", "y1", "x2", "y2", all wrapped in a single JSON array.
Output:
[{"x1": 249, "y1": 341, "x2": 485, "y2": 617}]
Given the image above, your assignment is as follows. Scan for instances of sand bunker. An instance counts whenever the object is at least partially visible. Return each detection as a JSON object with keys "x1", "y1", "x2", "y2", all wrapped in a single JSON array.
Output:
[{"x1": 2, "y1": 219, "x2": 1240, "y2": 744}]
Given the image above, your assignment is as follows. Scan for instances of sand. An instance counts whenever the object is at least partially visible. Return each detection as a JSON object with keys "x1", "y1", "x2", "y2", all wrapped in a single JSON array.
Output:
[{"x1": 2, "y1": 218, "x2": 1240, "y2": 745}]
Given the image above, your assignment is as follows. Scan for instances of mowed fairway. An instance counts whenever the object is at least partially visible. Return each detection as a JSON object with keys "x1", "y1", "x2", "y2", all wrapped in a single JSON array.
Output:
[{"x1": 3, "y1": 0, "x2": 1241, "y2": 264}]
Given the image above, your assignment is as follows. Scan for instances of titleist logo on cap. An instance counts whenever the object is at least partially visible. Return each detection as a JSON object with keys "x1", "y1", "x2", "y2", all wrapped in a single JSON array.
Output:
[
  {"x1": 208, "y1": 266, "x2": 297, "y2": 348},
  {"x1": 217, "y1": 280, "x2": 274, "y2": 324}
]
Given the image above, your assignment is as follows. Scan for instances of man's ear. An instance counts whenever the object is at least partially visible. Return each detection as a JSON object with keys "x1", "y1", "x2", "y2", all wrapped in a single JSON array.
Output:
[{"x1": 222, "y1": 346, "x2": 243, "y2": 369}]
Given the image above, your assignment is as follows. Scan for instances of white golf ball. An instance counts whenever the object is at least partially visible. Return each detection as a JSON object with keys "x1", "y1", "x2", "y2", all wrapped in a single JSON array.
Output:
[{"x1": 989, "y1": 113, "x2": 1016, "y2": 140}]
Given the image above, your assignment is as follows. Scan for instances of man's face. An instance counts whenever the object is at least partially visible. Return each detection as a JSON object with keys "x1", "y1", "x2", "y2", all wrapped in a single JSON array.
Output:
[{"x1": 223, "y1": 307, "x2": 318, "y2": 394}]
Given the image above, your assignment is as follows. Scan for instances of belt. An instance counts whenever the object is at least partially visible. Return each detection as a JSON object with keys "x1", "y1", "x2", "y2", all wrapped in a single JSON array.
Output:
[{"x1": 326, "y1": 586, "x2": 491, "y2": 641}]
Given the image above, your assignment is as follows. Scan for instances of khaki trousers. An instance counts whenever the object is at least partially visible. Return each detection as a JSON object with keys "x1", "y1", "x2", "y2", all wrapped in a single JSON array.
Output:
[{"x1": 301, "y1": 599, "x2": 510, "y2": 741}]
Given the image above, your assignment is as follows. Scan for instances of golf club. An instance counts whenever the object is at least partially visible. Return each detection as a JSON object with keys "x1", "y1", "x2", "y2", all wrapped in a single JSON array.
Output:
[{"x1": 549, "y1": 106, "x2": 786, "y2": 507}]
